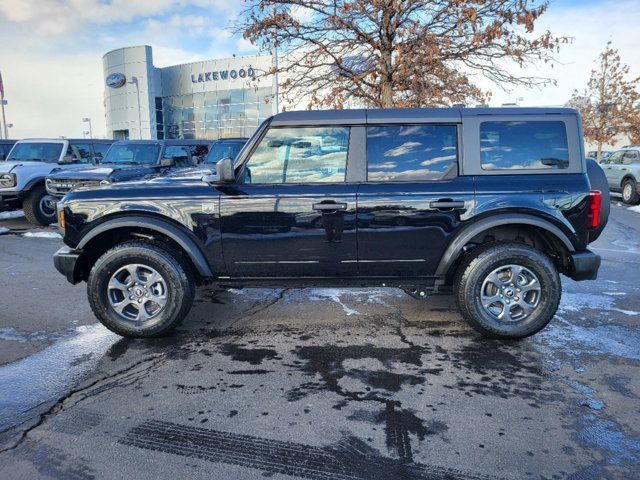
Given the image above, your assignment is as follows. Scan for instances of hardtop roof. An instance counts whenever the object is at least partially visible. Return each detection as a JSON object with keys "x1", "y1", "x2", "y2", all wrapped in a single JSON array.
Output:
[{"x1": 270, "y1": 107, "x2": 579, "y2": 126}]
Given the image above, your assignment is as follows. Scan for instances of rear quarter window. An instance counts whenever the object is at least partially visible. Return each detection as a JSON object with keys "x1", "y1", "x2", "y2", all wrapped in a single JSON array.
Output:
[{"x1": 480, "y1": 121, "x2": 569, "y2": 170}]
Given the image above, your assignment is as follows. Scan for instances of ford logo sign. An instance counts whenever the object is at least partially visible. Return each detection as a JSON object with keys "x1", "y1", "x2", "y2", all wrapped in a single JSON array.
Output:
[{"x1": 106, "y1": 73, "x2": 126, "y2": 89}]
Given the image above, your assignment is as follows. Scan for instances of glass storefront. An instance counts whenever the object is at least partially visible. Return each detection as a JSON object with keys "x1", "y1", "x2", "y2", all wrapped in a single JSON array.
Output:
[{"x1": 162, "y1": 87, "x2": 275, "y2": 140}]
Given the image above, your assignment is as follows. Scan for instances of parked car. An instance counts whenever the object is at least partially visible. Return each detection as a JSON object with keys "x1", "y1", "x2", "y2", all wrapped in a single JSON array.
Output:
[
  {"x1": 147, "y1": 137, "x2": 248, "y2": 181},
  {"x1": 0, "y1": 139, "x2": 17, "y2": 161},
  {"x1": 586, "y1": 150, "x2": 612, "y2": 162},
  {"x1": 45, "y1": 139, "x2": 213, "y2": 200},
  {"x1": 0, "y1": 138, "x2": 113, "y2": 225},
  {"x1": 600, "y1": 146, "x2": 640, "y2": 204},
  {"x1": 53, "y1": 107, "x2": 607, "y2": 340}
]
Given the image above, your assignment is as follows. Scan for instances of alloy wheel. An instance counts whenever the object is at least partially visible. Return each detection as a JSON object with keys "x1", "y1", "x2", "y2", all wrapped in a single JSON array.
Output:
[
  {"x1": 480, "y1": 264, "x2": 541, "y2": 322},
  {"x1": 107, "y1": 263, "x2": 168, "y2": 323}
]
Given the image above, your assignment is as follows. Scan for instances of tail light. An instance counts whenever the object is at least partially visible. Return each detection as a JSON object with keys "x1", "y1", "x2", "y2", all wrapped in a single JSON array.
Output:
[{"x1": 587, "y1": 190, "x2": 602, "y2": 229}]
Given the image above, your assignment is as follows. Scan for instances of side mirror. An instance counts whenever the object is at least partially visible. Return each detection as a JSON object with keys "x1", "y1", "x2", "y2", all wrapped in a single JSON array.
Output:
[
  {"x1": 59, "y1": 154, "x2": 75, "y2": 164},
  {"x1": 216, "y1": 157, "x2": 234, "y2": 182},
  {"x1": 159, "y1": 157, "x2": 175, "y2": 167}
]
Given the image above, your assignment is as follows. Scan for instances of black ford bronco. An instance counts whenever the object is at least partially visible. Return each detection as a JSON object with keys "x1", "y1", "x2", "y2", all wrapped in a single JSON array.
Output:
[{"x1": 53, "y1": 108, "x2": 608, "y2": 339}]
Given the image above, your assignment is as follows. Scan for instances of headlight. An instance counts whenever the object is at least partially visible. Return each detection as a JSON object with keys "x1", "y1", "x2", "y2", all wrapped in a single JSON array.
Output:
[{"x1": 0, "y1": 173, "x2": 16, "y2": 188}]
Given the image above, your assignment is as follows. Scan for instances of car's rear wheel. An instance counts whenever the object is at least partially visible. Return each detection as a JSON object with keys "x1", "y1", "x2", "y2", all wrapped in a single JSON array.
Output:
[
  {"x1": 621, "y1": 179, "x2": 639, "y2": 204},
  {"x1": 454, "y1": 243, "x2": 561, "y2": 339},
  {"x1": 87, "y1": 241, "x2": 195, "y2": 338},
  {"x1": 23, "y1": 184, "x2": 57, "y2": 226}
]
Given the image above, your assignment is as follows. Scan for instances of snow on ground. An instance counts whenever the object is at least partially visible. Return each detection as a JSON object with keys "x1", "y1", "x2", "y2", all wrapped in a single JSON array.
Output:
[
  {"x1": 0, "y1": 210, "x2": 24, "y2": 220},
  {"x1": 628, "y1": 205, "x2": 640, "y2": 214},
  {"x1": 0, "y1": 227, "x2": 8, "y2": 234},
  {"x1": 559, "y1": 292, "x2": 640, "y2": 317},
  {"x1": 22, "y1": 231, "x2": 62, "y2": 239}
]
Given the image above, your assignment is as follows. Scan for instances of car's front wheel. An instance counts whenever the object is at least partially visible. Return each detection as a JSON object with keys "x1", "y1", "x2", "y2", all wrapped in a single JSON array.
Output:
[
  {"x1": 87, "y1": 241, "x2": 195, "y2": 337},
  {"x1": 621, "y1": 179, "x2": 639, "y2": 204},
  {"x1": 454, "y1": 243, "x2": 561, "y2": 339},
  {"x1": 23, "y1": 184, "x2": 57, "y2": 226}
]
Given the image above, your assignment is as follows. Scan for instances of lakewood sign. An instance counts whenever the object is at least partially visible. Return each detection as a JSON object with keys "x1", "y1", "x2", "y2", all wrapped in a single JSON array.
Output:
[{"x1": 191, "y1": 67, "x2": 256, "y2": 84}]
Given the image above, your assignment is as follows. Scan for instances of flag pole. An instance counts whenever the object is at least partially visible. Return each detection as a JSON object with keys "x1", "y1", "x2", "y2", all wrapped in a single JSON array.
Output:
[{"x1": 0, "y1": 71, "x2": 7, "y2": 139}]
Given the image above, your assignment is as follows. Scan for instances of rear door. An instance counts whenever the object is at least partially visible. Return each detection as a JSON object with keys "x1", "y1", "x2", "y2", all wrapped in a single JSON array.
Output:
[
  {"x1": 357, "y1": 121, "x2": 474, "y2": 277},
  {"x1": 220, "y1": 124, "x2": 360, "y2": 278}
]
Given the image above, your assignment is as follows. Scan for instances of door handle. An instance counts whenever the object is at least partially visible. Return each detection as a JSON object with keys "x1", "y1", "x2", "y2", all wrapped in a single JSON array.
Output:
[
  {"x1": 430, "y1": 200, "x2": 465, "y2": 210},
  {"x1": 313, "y1": 202, "x2": 348, "y2": 211}
]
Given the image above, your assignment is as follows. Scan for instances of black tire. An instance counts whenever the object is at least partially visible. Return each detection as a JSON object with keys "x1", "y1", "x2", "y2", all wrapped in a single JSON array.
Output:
[
  {"x1": 621, "y1": 178, "x2": 640, "y2": 205},
  {"x1": 87, "y1": 241, "x2": 195, "y2": 338},
  {"x1": 22, "y1": 184, "x2": 57, "y2": 226},
  {"x1": 454, "y1": 243, "x2": 561, "y2": 339}
]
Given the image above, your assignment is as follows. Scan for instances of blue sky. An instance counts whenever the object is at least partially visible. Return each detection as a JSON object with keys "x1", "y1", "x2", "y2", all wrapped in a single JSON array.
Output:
[{"x1": 0, "y1": 0, "x2": 638, "y2": 138}]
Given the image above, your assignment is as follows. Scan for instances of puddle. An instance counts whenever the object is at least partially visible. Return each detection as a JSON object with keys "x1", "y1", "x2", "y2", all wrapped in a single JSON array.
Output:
[{"x1": 0, "y1": 324, "x2": 119, "y2": 432}]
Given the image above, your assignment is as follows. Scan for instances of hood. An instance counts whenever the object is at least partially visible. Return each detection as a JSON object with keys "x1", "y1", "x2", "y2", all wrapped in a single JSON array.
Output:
[
  {"x1": 155, "y1": 165, "x2": 216, "y2": 180},
  {"x1": 0, "y1": 161, "x2": 48, "y2": 174},
  {"x1": 47, "y1": 165, "x2": 120, "y2": 181},
  {"x1": 0, "y1": 161, "x2": 60, "y2": 177}
]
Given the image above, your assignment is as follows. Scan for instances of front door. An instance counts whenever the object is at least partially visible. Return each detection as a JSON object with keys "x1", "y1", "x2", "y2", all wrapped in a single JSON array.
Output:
[
  {"x1": 220, "y1": 125, "x2": 358, "y2": 278},
  {"x1": 357, "y1": 124, "x2": 473, "y2": 277},
  {"x1": 603, "y1": 150, "x2": 624, "y2": 189}
]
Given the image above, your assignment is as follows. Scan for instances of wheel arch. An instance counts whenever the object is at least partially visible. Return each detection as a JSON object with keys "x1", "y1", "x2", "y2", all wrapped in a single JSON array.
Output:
[
  {"x1": 76, "y1": 215, "x2": 214, "y2": 282},
  {"x1": 621, "y1": 174, "x2": 637, "y2": 187},
  {"x1": 22, "y1": 176, "x2": 46, "y2": 193},
  {"x1": 436, "y1": 214, "x2": 575, "y2": 281}
]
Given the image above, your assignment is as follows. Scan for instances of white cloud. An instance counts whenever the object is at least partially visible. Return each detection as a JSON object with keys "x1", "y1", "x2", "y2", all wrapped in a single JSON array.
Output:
[
  {"x1": 0, "y1": 0, "x2": 237, "y2": 36},
  {"x1": 383, "y1": 141, "x2": 422, "y2": 157}
]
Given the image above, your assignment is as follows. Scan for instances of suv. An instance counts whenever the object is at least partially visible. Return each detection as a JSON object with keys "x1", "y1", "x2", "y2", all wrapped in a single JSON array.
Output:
[
  {"x1": 45, "y1": 139, "x2": 212, "y2": 200},
  {"x1": 600, "y1": 146, "x2": 640, "y2": 204},
  {"x1": 151, "y1": 137, "x2": 248, "y2": 181},
  {"x1": 53, "y1": 108, "x2": 607, "y2": 340},
  {"x1": 0, "y1": 138, "x2": 113, "y2": 225},
  {"x1": 0, "y1": 140, "x2": 17, "y2": 161}
]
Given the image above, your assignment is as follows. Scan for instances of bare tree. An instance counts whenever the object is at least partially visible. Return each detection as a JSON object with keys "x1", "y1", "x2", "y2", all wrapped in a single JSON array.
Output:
[
  {"x1": 567, "y1": 42, "x2": 640, "y2": 161},
  {"x1": 238, "y1": 0, "x2": 567, "y2": 109}
]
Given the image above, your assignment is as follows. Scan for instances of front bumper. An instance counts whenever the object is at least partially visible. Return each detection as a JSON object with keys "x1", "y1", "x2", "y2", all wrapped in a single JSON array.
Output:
[
  {"x1": 568, "y1": 249, "x2": 601, "y2": 281},
  {"x1": 53, "y1": 246, "x2": 82, "y2": 284},
  {"x1": 0, "y1": 191, "x2": 24, "y2": 210}
]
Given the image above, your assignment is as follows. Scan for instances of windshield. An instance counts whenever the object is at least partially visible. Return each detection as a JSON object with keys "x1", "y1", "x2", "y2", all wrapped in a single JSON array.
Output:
[
  {"x1": 204, "y1": 141, "x2": 245, "y2": 164},
  {"x1": 103, "y1": 144, "x2": 161, "y2": 165},
  {"x1": 6, "y1": 142, "x2": 64, "y2": 163}
]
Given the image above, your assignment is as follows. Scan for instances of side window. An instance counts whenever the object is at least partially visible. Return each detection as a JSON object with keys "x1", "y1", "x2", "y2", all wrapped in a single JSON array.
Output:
[
  {"x1": 622, "y1": 151, "x2": 639, "y2": 165},
  {"x1": 480, "y1": 121, "x2": 569, "y2": 170},
  {"x1": 242, "y1": 127, "x2": 350, "y2": 184},
  {"x1": 367, "y1": 125, "x2": 457, "y2": 181},
  {"x1": 68, "y1": 143, "x2": 93, "y2": 163},
  {"x1": 608, "y1": 151, "x2": 624, "y2": 164},
  {"x1": 93, "y1": 143, "x2": 111, "y2": 161},
  {"x1": 163, "y1": 146, "x2": 191, "y2": 167}
]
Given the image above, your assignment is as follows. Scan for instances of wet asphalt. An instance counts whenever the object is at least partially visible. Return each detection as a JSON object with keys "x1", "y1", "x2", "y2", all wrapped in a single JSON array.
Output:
[{"x1": 0, "y1": 202, "x2": 638, "y2": 480}]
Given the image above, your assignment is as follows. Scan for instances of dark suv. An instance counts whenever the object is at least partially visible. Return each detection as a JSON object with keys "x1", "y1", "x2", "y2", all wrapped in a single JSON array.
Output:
[
  {"x1": 45, "y1": 139, "x2": 212, "y2": 200},
  {"x1": 53, "y1": 108, "x2": 607, "y2": 339}
]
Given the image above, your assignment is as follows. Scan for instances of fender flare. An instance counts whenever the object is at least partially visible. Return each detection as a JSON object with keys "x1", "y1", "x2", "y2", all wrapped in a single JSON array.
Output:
[
  {"x1": 435, "y1": 213, "x2": 576, "y2": 278},
  {"x1": 23, "y1": 176, "x2": 46, "y2": 193},
  {"x1": 77, "y1": 216, "x2": 214, "y2": 277}
]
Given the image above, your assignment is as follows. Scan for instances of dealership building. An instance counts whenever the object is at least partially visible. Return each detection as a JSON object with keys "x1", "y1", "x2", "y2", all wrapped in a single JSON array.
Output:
[{"x1": 103, "y1": 45, "x2": 284, "y2": 140}]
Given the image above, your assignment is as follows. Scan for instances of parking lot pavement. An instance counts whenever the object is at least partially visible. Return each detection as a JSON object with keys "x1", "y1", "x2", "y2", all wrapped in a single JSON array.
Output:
[{"x1": 0, "y1": 204, "x2": 639, "y2": 479}]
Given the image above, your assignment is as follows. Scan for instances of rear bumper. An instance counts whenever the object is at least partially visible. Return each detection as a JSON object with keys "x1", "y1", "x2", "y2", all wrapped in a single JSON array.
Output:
[
  {"x1": 53, "y1": 246, "x2": 82, "y2": 284},
  {"x1": 568, "y1": 250, "x2": 601, "y2": 281}
]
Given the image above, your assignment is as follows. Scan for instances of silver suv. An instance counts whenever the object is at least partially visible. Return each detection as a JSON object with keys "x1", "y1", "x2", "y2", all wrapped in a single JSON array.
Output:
[
  {"x1": 0, "y1": 138, "x2": 113, "y2": 225},
  {"x1": 601, "y1": 146, "x2": 640, "y2": 204}
]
